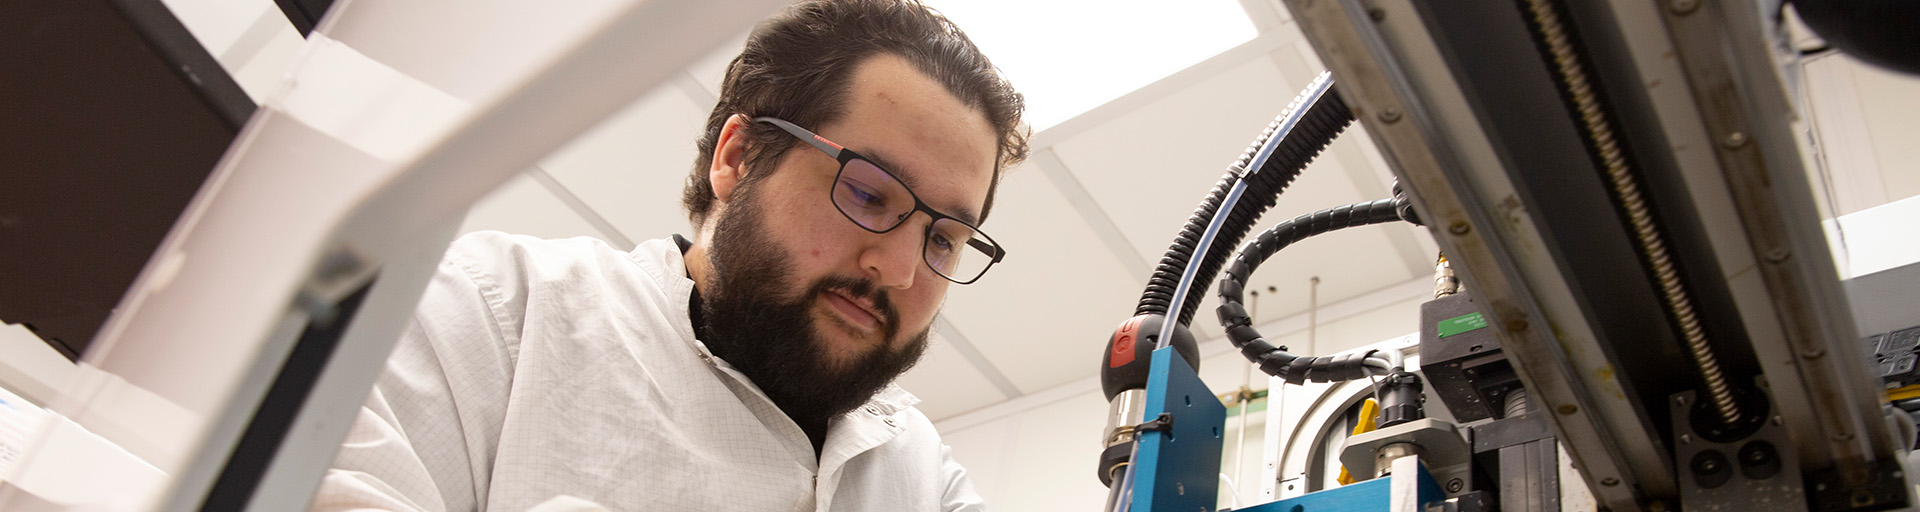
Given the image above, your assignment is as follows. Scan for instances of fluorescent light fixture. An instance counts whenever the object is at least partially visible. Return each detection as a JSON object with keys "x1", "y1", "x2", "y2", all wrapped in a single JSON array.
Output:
[{"x1": 925, "y1": 0, "x2": 1259, "y2": 130}]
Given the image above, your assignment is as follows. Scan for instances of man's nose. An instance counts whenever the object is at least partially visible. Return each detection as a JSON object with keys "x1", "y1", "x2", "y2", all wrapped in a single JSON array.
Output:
[{"x1": 860, "y1": 217, "x2": 924, "y2": 290}]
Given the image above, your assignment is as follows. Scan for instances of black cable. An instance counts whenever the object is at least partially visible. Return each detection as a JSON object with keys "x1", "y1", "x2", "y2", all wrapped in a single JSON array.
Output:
[
  {"x1": 1214, "y1": 194, "x2": 1418, "y2": 384},
  {"x1": 1133, "y1": 85, "x2": 1354, "y2": 327}
]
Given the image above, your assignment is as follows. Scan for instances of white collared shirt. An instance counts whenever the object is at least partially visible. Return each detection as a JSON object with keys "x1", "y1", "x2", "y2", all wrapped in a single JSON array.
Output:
[{"x1": 311, "y1": 232, "x2": 985, "y2": 511}]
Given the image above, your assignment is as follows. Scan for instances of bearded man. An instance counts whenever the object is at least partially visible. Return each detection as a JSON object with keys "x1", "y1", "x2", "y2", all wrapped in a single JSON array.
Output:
[{"x1": 312, "y1": 0, "x2": 1027, "y2": 510}]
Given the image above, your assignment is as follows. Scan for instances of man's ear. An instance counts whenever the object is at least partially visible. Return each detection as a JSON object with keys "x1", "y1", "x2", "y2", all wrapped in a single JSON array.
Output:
[{"x1": 709, "y1": 114, "x2": 752, "y2": 204}]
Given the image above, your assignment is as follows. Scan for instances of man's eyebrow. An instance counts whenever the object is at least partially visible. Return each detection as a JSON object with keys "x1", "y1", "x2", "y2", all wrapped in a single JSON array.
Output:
[{"x1": 861, "y1": 148, "x2": 981, "y2": 225}]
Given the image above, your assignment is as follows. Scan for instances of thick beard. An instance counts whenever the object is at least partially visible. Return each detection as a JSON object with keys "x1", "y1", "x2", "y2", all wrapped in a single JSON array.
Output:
[{"x1": 698, "y1": 181, "x2": 930, "y2": 425}]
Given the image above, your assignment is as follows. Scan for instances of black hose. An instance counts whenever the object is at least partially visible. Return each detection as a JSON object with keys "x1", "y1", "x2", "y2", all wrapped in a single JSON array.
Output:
[
  {"x1": 1214, "y1": 196, "x2": 1416, "y2": 383},
  {"x1": 1133, "y1": 88, "x2": 1355, "y2": 327}
]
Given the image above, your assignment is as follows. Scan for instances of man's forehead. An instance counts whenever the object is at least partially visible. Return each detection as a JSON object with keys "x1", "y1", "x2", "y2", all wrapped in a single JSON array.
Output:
[{"x1": 832, "y1": 56, "x2": 997, "y2": 225}]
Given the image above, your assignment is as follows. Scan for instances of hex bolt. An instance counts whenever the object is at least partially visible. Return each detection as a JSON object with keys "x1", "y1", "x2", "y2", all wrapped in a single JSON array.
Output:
[
  {"x1": 1507, "y1": 318, "x2": 1530, "y2": 333},
  {"x1": 1722, "y1": 131, "x2": 1749, "y2": 148},
  {"x1": 1448, "y1": 221, "x2": 1471, "y2": 235},
  {"x1": 1379, "y1": 108, "x2": 1403, "y2": 123}
]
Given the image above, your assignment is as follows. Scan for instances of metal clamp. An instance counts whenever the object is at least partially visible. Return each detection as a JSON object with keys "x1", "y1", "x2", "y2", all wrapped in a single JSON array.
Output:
[{"x1": 1133, "y1": 412, "x2": 1175, "y2": 434}]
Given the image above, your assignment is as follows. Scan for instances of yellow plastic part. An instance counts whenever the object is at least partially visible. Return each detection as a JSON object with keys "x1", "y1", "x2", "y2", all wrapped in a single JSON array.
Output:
[
  {"x1": 1888, "y1": 383, "x2": 1920, "y2": 403},
  {"x1": 1335, "y1": 398, "x2": 1381, "y2": 485}
]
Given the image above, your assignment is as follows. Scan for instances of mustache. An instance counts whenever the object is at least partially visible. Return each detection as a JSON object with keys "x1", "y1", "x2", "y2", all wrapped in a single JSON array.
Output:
[{"x1": 808, "y1": 274, "x2": 899, "y2": 338}]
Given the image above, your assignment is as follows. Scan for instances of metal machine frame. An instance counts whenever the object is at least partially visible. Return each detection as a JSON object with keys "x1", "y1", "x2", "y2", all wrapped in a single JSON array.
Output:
[
  {"x1": 1111, "y1": 0, "x2": 1910, "y2": 510},
  {"x1": 1281, "y1": 0, "x2": 1904, "y2": 509}
]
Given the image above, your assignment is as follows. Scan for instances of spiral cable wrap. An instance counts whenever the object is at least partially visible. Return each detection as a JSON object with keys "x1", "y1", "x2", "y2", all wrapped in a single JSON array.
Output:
[{"x1": 1214, "y1": 196, "x2": 1415, "y2": 383}]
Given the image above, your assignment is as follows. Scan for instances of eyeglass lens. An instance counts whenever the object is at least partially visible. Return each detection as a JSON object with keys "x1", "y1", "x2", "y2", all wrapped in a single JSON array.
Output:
[{"x1": 831, "y1": 158, "x2": 997, "y2": 283}]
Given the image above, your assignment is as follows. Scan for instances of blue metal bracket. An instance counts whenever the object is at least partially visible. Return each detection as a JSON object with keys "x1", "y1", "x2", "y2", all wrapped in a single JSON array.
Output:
[
  {"x1": 1132, "y1": 346, "x2": 1227, "y2": 511},
  {"x1": 1234, "y1": 464, "x2": 1441, "y2": 512}
]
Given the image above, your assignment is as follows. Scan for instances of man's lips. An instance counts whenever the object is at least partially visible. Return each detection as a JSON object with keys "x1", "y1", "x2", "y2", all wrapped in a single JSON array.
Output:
[{"x1": 821, "y1": 289, "x2": 882, "y2": 330}]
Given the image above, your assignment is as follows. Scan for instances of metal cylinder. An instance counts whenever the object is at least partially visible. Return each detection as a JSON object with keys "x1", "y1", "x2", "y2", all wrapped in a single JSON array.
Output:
[
  {"x1": 1433, "y1": 253, "x2": 1459, "y2": 298},
  {"x1": 1102, "y1": 388, "x2": 1148, "y2": 447},
  {"x1": 1378, "y1": 372, "x2": 1425, "y2": 428},
  {"x1": 1504, "y1": 387, "x2": 1530, "y2": 418},
  {"x1": 1375, "y1": 442, "x2": 1424, "y2": 477},
  {"x1": 1097, "y1": 389, "x2": 1148, "y2": 487}
]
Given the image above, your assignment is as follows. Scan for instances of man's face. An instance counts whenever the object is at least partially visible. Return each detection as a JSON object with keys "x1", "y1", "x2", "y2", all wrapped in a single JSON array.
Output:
[{"x1": 699, "y1": 54, "x2": 999, "y2": 420}]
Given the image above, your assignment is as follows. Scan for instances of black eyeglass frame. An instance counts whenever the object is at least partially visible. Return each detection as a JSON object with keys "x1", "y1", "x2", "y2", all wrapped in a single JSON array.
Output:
[{"x1": 752, "y1": 116, "x2": 1007, "y2": 285}]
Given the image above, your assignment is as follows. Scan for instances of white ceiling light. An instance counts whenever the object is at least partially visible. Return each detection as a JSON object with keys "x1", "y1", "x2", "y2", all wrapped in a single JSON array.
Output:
[{"x1": 924, "y1": 0, "x2": 1259, "y2": 130}]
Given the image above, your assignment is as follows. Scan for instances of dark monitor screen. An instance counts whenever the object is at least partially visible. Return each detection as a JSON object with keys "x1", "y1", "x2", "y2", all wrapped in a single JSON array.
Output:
[{"x1": 0, "y1": 0, "x2": 256, "y2": 360}]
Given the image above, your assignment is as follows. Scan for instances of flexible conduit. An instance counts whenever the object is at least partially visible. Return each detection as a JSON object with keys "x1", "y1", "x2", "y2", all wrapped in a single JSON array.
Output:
[
  {"x1": 1135, "y1": 71, "x2": 1354, "y2": 333},
  {"x1": 1109, "y1": 72, "x2": 1353, "y2": 512}
]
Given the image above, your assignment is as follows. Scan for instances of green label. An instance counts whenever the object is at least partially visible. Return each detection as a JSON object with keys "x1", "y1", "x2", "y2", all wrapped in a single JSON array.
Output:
[{"x1": 1438, "y1": 312, "x2": 1488, "y2": 338}]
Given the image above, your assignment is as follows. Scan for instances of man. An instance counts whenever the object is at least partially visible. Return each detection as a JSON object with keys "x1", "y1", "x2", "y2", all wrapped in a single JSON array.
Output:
[{"x1": 312, "y1": 0, "x2": 1028, "y2": 510}]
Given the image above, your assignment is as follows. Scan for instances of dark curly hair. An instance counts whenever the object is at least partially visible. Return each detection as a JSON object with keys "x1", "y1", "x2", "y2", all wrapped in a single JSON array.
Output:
[{"x1": 682, "y1": 0, "x2": 1028, "y2": 229}]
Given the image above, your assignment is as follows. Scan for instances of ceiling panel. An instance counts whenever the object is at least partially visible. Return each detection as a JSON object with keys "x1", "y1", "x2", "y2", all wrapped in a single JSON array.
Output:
[
  {"x1": 895, "y1": 330, "x2": 1005, "y2": 420},
  {"x1": 1049, "y1": 49, "x2": 1418, "y2": 341},
  {"x1": 1052, "y1": 56, "x2": 1302, "y2": 268},
  {"x1": 687, "y1": 32, "x2": 747, "y2": 100},
  {"x1": 458, "y1": 173, "x2": 606, "y2": 241},
  {"x1": 1841, "y1": 56, "x2": 1920, "y2": 202},
  {"x1": 937, "y1": 166, "x2": 1144, "y2": 394},
  {"x1": 537, "y1": 84, "x2": 711, "y2": 245}
]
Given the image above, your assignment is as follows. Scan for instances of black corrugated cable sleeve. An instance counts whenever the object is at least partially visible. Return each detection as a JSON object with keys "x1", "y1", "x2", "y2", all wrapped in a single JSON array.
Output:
[
  {"x1": 1133, "y1": 90, "x2": 1355, "y2": 327},
  {"x1": 1214, "y1": 195, "x2": 1414, "y2": 384}
]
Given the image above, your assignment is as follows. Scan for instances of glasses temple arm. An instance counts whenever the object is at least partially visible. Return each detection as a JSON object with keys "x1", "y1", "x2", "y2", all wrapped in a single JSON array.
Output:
[{"x1": 753, "y1": 116, "x2": 844, "y2": 159}]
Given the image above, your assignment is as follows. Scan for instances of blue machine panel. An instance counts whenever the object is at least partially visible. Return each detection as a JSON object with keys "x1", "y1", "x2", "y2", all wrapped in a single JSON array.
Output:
[
  {"x1": 1132, "y1": 347, "x2": 1227, "y2": 511},
  {"x1": 1233, "y1": 465, "x2": 1441, "y2": 512}
]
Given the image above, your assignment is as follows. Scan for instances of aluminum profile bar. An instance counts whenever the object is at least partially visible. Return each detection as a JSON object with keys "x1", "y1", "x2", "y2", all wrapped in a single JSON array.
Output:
[
  {"x1": 1279, "y1": 0, "x2": 1678, "y2": 508},
  {"x1": 1650, "y1": 0, "x2": 1894, "y2": 482}
]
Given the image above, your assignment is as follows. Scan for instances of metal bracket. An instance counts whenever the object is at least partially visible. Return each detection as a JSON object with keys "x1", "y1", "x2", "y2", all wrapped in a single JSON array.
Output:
[
  {"x1": 1133, "y1": 412, "x2": 1174, "y2": 434},
  {"x1": 1130, "y1": 347, "x2": 1226, "y2": 512},
  {"x1": 1670, "y1": 390, "x2": 1805, "y2": 509},
  {"x1": 1339, "y1": 418, "x2": 1471, "y2": 479}
]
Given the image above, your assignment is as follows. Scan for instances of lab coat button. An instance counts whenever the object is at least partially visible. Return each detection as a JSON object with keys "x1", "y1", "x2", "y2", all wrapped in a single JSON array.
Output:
[
  {"x1": 884, "y1": 418, "x2": 897, "y2": 428},
  {"x1": 865, "y1": 406, "x2": 880, "y2": 415}
]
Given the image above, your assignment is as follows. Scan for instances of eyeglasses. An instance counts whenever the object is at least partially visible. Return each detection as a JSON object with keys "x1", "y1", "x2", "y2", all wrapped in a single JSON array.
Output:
[{"x1": 754, "y1": 117, "x2": 1006, "y2": 285}]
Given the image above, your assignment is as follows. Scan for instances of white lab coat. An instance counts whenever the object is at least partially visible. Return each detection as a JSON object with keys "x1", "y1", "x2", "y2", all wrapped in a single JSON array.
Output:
[{"x1": 311, "y1": 232, "x2": 985, "y2": 511}]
